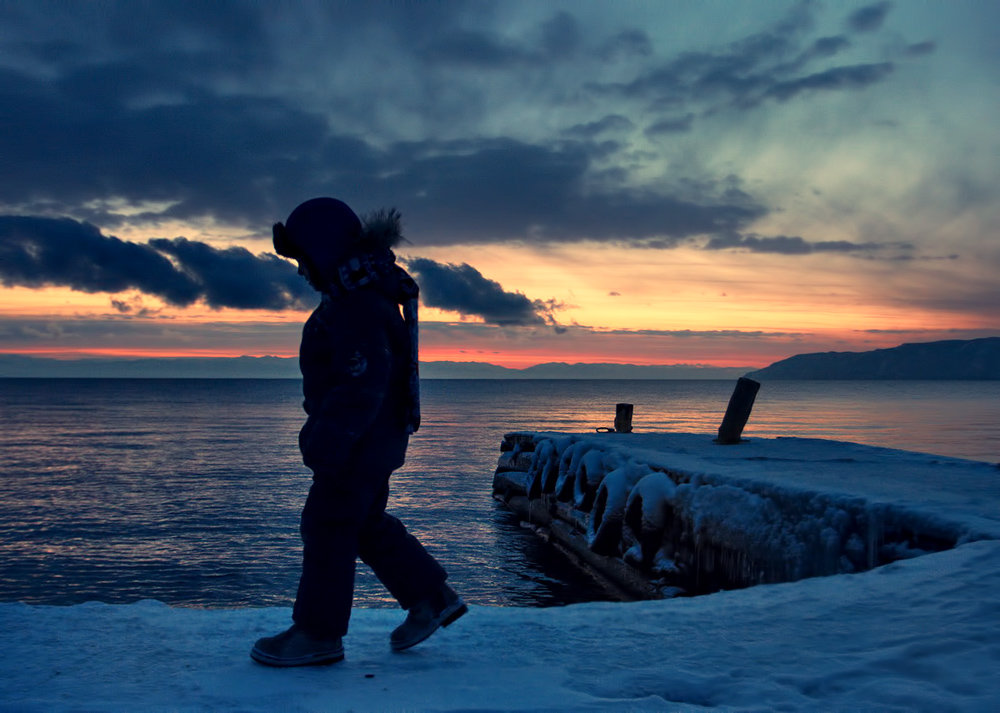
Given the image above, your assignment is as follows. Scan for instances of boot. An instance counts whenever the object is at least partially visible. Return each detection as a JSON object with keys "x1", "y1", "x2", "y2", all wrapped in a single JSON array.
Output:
[
  {"x1": 250, "y1": 624, "x2": 344, "y2": 667},
  {"x1": 390, "y1": 583, "x2": 467, "y2": 652}
]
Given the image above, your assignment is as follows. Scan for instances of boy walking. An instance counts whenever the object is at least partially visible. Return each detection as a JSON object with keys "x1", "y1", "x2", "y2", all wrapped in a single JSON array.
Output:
[{"x1": 251, "y1": 198, "x2": 464, "y2": 666}]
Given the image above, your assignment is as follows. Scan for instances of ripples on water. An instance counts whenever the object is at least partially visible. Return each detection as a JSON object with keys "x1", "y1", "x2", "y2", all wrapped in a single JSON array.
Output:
[{"x1": 0, "y1": 378, "x2": 997, "y2": 609}]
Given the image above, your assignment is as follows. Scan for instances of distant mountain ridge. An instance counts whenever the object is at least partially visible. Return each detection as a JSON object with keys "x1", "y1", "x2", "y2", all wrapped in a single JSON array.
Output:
[
  {"x1": 746, "y1": 338, "x2": 1000, "y2": 380},
  {"x1": 0, "y1": 354, "x2": 751, "y2": 379},
  {"x1": 420, "y1": 361, "x2": 751, "y2": 379}
]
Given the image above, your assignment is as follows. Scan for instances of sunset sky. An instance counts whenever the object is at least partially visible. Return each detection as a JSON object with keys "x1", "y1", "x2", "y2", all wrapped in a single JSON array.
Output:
[{"x1": 1, "y1": 1, "x2": 998, "y2": 370}]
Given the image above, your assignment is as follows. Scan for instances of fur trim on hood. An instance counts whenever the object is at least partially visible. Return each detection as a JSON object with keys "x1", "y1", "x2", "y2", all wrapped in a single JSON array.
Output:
[{"x1": 360, "y1": 208, "x2": 405, "y2": 252}]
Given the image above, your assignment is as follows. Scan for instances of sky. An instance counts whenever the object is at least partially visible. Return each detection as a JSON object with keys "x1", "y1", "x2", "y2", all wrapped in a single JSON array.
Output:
[{"x1": 1, "y1": 0, "x2": 998, "y2": 369}]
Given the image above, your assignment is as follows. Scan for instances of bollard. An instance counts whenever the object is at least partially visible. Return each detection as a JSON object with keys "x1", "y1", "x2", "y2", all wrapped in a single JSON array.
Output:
[
  {"x1": 716, "y1": 377, "x2": 760, "y2": 444},
  {"x1": 614, "y1": 403, "x2": 634, "y2": 433},
  {"x1": 597, "y1": 403, "x2": 635, "y2": 433}
]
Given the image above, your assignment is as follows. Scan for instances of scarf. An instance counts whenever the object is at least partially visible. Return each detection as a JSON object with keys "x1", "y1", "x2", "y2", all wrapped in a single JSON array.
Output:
[{"x1": 325, "y1": 249, "x2": 421, "y2": 434}]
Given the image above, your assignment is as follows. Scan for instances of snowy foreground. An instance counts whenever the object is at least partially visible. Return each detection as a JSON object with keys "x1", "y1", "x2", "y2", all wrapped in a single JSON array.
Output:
[{"x1": 3, "y1": 435, "x2": 1000, "y2": 712}]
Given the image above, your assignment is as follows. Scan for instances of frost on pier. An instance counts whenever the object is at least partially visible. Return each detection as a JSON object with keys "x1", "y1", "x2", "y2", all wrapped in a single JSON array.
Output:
[{"x1": 493, "y1": 432, "x2": 982, "y2": 599}]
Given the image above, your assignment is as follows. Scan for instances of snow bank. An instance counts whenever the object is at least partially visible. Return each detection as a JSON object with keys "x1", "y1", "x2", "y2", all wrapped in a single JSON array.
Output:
[{"x1": 3, "y1": 538, "x2": 1000, "y2": 711}]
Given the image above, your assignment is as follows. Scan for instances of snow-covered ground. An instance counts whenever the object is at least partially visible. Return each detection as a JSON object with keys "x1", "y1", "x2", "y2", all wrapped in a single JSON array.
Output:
[{"x1": 3, "y1": 434, "x2": 999, "y2": 712}]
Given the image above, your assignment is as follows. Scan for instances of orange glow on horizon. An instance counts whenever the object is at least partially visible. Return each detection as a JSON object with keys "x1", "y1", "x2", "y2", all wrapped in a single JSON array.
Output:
[
  {"x1": 3, "y1": 243, "x2": 997, "y2": 371},
  {"x1": 2, "y1": 347, "x2": 298, "y2": 359},
  {"x1": 417, "y1": 345, "x2": 763, "y2": 369}
]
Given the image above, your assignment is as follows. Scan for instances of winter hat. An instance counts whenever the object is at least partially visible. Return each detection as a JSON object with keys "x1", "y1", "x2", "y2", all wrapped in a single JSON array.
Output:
[
  {"x1": 274, "y1": 198, "x2": 421, "y2": 432},
  {"x1": 273, "y1": 197, "x2": 363, "y2": 281}
]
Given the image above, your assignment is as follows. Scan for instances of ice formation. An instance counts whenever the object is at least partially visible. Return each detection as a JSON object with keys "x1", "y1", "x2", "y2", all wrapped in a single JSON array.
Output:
[{"x1": 493, "y1": 431, "x2": 996, "y2": 598}]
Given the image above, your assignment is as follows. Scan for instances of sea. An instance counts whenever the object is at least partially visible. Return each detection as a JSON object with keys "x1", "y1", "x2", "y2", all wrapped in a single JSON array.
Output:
[{"x1": 1, "y1": 378, "x2": 997, "y2": 610}]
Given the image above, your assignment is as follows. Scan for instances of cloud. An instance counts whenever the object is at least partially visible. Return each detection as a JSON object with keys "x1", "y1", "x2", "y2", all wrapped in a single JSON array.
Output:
[
  {"x1": 703, "y1": 232, "x2": 913, "y2": 256},
  {"x1": 110, "y1": 295, "x2": 157, "y2": 317},
  {"x1": 805, "y1": 35, "x2": 852, "y2": 60},
  {"x1": 0, "y1": 315, "x2": 303, "y2": 355},
  {"x1": 563, "y1": 114, "x2": 634, "y2": 139},
  {"x1": 0, "y1": 212, "x2": 572, "y2": 327},
  {"x1": 597, "y1": 28, "x2": 654, "y2": 61},
  {"x1": 404, "y1": 257, "x2": 562, "y2": 329},
  {"x1": 415, "y1": 320, "x2": 831, "y2": 368},
  {"x1": 147, "y1": 237, "x2": 315, "y2": 309},
  {"x1": 539, "y1": 12, "x2": 581, "y2": 60},
  {"x1": 764, "y1": 62, "x2": 894, "y2": 102},
  {"x1": 416, "y1": 11, "x2": 580, "y2": 68},
  {"x1": 847, "y1": 2, "x2": 893, "y2": 33},
  {"x1": 646, "y1": 114, "x2": 694, "y2": 136},
  {"x1": 10, "y1": 215, "x2": 888, "y2": 325},
  {"x1": 588, "y1": 327, "x2": 807, "y2": 339},
  {"x1": 0, "y1": 216, "x2": 313, "y2": 309},
  {"x1": 417, "y1": 29, "x2": 527, "y2": 68},
  {"x1": 0, "y1": 1, "x2": 978, "y2": 272},
  {"x1": 0, "y1": 2, "x2": 908, "y2": 243},
  {"x1": 0, "y1": 49, "x2": 765, "y2": 247},
  {"x1": 0, "y1": 216, "x2": 197, "y2": 303},
  {"x1": 905, "y1": 41, "x2": 936, "y2": 57},
  {"x1": 0, "y1": 62, "x2": 332, "y2": 227},
  {"x1": 589, "y1": 3, "x2": 901, "y2": 114},
  {"x1": 359, "y1": 138, "x2": 765, "y2": 247}
]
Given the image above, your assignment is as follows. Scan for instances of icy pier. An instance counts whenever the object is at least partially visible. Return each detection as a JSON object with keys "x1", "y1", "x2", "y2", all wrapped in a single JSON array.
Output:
[{"x1": 493, "y1": 432, "x2": 1000, "y2": 600}]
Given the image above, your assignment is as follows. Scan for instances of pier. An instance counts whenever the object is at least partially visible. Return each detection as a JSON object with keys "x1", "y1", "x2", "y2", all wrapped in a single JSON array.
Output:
[{"x1": 492, "y1": 428, "x2": 998, "y2": 601}]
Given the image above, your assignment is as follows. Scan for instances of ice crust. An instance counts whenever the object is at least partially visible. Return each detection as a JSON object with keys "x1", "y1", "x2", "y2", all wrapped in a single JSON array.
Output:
[{"x1": 500, "y1": 431, "x2": 1000, "y2": 594}]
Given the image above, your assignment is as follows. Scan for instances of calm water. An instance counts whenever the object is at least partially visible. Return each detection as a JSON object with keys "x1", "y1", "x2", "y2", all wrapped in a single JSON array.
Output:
[{"x1": 1, "y1": 378, "x2": 997, "y2": 610}]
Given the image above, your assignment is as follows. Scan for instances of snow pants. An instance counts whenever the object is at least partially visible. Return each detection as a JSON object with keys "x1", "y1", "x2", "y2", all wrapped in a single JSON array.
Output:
[{"x1": 292, "y1": 461, "x2": 448, "y2": 638}]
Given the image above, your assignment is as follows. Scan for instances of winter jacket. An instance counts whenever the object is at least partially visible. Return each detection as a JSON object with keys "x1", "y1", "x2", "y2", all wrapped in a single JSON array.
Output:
[{"x1": 298, "y1": 286, "x2": 413, "y2": 474}]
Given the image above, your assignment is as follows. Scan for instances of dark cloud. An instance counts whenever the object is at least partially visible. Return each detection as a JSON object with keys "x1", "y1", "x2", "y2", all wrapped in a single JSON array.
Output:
[
  {"x1": 373, "y1": 139, "x2": 765, "y2": 246},
  {"x1": 806, "y1": 36, "x2": 852, "y2": 59},
  {"x1": 563, "y1": 114, "x2": 634, "y2": 139},
  {"x1": 0, "y1": 54, "x2": 763, "y2": 246},
  {"x1": 0, "y1": 216, "x2": 313, "y2": 309},
  {"x1": 646, "y1": 114, "x2": 694, "y2": 136},
  {"x1": 148, "y1": 237, "x2": 313, "y2": 309},
  {"x1": 598, "y1": 28, "x2": 654, "y2": 61},
  {"x1": 0, "y1": 64, "x2": 332, "y2": 227},
  {"x1": 416, "y1": 11, "x2": 580, "y2": 68},
  {"x1": 0, "y1": 315, "x2": 302, "y2": 354},
  {"x1": 405, "y1": 258, "x2": 561, "y2": 329},
  {"x1": 0, "y1": 215, "x2": 573, "y2": 324},
  {"x1": 539, "y1": 12, "x2": 581, "y2": 59},
  {"x1": 764, "y1": 62, "x2": 894, "y2": 102},
  {"x1": 590, "y1": 4, "x2": 900, "y2": 113},
  {"x1": 417, "y1": 29, "x2": 526, "y2": 68},
  {"x1": 587, "y1": 327, "x2": 805, "y2": 339},
  {"x1": 593, "y1": 7, "x2": 808, "y2": 105},
  {"x1": 905, "y1": 41, "x2": 936, "y2": 57},
  {"x1": 0, "y1": 216, "x2": 198, "y2": 303},
  {"x1": 703, "y1": 232, "x2": 913, "y2": 255},
  {"x1": 847, "y1": 3, "x2": 893, "y2": 33},
  {"x1": 0, "y1": 2, "x2": 926, "y2": 255},
  {"x1": 110, "y1": 295, "x2": 157, "y2": 317}
]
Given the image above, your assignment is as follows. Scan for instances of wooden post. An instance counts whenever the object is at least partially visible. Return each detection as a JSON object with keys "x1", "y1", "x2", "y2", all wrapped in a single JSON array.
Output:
[
  {"x1": 614, "y1": 403, "x2": 634, "y2": 433},
  {"x1": 716, "y1": 377, "x2": 760, "y2": 444}
]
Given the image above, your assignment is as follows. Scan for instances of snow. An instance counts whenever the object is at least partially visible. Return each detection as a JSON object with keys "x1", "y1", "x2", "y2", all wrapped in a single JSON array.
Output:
[
  {"x1": 4, "y1": 434, "x2": 1000, "y2": 712},
  {"x1": 526, "y1": 432, "x2": 1000, "y2": 541}
]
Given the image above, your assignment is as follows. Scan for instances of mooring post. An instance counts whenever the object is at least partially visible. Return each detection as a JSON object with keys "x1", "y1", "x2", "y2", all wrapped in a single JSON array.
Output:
[
  {"x1": 614, "y1": 403, "x2": 634, "y2": 433},
  {"x1": 716, "y1": 377, "x2": 760, "y2": 444}
]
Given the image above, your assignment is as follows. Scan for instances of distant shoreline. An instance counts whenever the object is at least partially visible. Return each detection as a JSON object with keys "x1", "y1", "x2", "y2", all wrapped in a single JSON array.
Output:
[
  {"x1": 747, "y1": 337, "x2": 999, "y2": 380},
  {"x1": 0, "y1": 355, "x2": 752, "y2": 380},
  {"x1": 2, "y1": 337, "x2": 998, "y2": 379}
]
